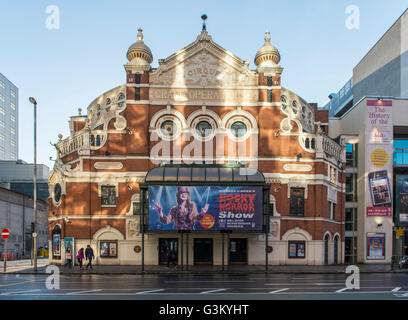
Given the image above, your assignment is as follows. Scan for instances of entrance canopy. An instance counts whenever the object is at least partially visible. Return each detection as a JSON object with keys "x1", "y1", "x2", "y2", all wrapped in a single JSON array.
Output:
[{"x1": 145, "y1": 166, "x2": 265, "y2": 184}]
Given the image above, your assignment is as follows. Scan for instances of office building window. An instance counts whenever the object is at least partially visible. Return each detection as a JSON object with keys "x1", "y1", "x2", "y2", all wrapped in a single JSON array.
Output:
[
  {"x1": 10, "y1": 103, "x2": 15, "y2": 110},
  {"x1": 0, "y1": 94, "x2": 4, "y2": 102},
  {"x1": 0, "y1": 107, "x2": 4, "y2": 115},
  {"x1": 345, "y1": 208, "x2": 357, "y2": 232},
  {"x1": 0, "y1": 120, "x2": 4, "y2": 128},
  {"x1": 101, "y1": 186, "x2": 116, "y2": 206},
  {"x1": 346, "y1": 173, "x2": 357, "y2": 202},
  {"x1": 290, "y1": 188, "x2": 305, "y2": 217},
  {"x1": 10, "y1": 90, "x2": 15, "y2": 98},
  {"x1": 0, "y1": 81, "x2": 4, "y2": 89},
  {"x1": 10, "y1": 140, "x2": 15, "y2": 146},
  {"x1": 10, "y1": 115, "x2": 15, "y2": 122},
  {"x1": 10, "y1": 127, "x2": 15, "y2": 134},
  {"x1": 346, "y1": 143, "x2": 358, "y2": 167},
  {"x1": 0, "y1": 134, "x2": 4, "y2": 141}
]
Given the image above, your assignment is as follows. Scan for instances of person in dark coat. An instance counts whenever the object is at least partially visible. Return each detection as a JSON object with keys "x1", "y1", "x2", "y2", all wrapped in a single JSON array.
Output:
[{"x1": 85, "y1": 245, "x2": 94, "y2": 269}]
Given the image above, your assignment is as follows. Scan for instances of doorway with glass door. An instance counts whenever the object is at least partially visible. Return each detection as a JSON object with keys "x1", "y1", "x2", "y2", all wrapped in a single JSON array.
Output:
[{"x1": 230, "y1": 238, "x2": 247, "y2": 264}]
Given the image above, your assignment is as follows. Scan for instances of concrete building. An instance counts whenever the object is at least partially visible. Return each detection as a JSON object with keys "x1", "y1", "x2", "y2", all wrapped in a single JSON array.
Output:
[
  {"x1": 0, "y1": 73, "x2": 18, "y2": 161},
  {"x1": 324, "y1": 9, "x2": 408, "y2": 118},
  {"x1": 0, "y1": 187, "x2": 49, "y2": 259},
  {"x1": 0, "y1": 160, "x2": 50, "y2": 201},
  {"x1": 48, "y1": 22, "x2": 345, "y2": 267},
  {"x1": 326, "y1": 9, "x2": 408, "y2": 264}
]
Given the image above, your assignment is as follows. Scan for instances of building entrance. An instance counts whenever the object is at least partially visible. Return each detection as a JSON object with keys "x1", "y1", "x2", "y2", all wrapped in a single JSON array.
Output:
[
  {"x1": 158, "y1": 238, "x2": 178, "y2": 265},
  {"x1": 229, "y1": 239, "x2": 247, "y2": 264},
  {"x1": 194, "y1": 238, "x2": 213, "y2": 265}
]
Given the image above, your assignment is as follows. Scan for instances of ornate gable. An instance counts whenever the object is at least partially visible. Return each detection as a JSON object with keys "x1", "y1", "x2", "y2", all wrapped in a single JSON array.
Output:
[
  {"x1": 149, "y1": 31, "x2": 258, "y2": 105},
  {"x1": 150, "y1": 30, "x2": 258, "y2": 87}
]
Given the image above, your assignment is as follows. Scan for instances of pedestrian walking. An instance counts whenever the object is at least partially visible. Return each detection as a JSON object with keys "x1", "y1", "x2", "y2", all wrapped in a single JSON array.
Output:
[
  {"x1": 77, "y1": 248, "x2": 85, "y2": 270},
  {"x1": 64, "y1": 248, "x2": 72, "y2": 268},
  {"x1": 85, "y1": 245, "x2": 94, "y2": 269}
]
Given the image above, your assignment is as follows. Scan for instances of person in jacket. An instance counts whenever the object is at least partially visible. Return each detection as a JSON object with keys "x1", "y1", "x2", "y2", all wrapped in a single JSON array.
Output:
[
  {"x1": 77, "y1": 248, "x2": 85, "y2": 270},
  {"x1": 64, "y1": 248, "x2": 72, "y2": 268},
  {"x1": 85, "y1": 245, "x2": 94, "y2": 269}
]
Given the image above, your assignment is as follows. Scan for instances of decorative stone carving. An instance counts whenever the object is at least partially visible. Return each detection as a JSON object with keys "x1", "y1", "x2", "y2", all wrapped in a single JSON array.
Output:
[
  {"x1": 94, "y1": 162, "x2": 123, "y2": 170},
  {"x1": 127, "y1": 219, "x2": 139, "y2": 239},
  {"x1": 283, "y1": 164, "x2": 313, "y2": 172}
]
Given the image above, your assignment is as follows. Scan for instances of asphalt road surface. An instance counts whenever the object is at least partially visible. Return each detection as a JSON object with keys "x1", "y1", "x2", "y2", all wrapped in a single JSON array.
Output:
[{"x1": 0, "y1": 273, "x2": 407, "y2": 300}]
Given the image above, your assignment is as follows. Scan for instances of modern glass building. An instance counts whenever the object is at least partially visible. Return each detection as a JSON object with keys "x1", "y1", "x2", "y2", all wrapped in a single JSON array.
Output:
[{"x1": 0, "y1": 73, "x2": 18, "y2": 161}]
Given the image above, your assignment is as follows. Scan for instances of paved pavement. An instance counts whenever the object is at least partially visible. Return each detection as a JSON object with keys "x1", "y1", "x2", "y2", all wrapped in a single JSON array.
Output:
[
  {"x1": 0, "y1": 273, "x2": 408, "y2": 300},
  {"x1": 1, "y1": 258, "x2": 408, "y2": 275}
]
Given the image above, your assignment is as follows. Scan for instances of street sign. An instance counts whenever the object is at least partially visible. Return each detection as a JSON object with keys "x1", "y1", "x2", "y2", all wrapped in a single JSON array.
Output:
[
  {"x1": 1, "y1": 228, "x2": 10, "y2": 240},
  {"x1": 396, "y1": 228, "x2": 404, "y2": 237}
]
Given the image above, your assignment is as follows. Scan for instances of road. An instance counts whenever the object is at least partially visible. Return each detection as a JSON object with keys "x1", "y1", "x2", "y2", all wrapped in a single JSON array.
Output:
[{"x1": 0, "y1": 272, "x2": 407, "y2": 300}]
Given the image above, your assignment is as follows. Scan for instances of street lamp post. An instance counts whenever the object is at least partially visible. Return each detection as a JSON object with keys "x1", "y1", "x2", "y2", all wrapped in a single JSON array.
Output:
[{"x1": 29, "y1": 97, "x2": 38, "y2": 272}]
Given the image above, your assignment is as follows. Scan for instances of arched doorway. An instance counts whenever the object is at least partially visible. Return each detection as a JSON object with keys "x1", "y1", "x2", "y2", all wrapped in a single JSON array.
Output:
[{"x1": 324, "y1": 234, "x2": 330, "y2": 265}]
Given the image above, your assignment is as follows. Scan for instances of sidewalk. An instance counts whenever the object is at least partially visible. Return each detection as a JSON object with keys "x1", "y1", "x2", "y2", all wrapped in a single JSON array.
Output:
[
  {"x1": 4, "y1": 260, "x2": 408, "y2": 275},
  {"x1": 0, "y1": 258, "x2": 49, "y2": 273}
]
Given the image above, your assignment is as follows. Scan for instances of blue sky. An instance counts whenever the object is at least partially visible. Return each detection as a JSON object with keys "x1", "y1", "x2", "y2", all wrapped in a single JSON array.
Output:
[{"x1": 0, "y1": 0, "x2": 407, "y2": 169}]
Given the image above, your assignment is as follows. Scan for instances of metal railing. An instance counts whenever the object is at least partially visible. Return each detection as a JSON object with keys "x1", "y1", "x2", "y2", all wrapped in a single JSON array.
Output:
[{"x1": 323, "y1": 77, "x2": 353, "y2": 117}]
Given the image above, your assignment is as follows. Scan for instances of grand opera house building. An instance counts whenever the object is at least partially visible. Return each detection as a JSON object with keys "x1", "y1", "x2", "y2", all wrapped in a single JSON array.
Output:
[{"x1": 48, "y1": 21, "x2": 345, "y2": 267}]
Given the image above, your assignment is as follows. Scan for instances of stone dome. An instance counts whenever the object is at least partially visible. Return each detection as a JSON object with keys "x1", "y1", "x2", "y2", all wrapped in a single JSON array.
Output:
[
  {"x1": 254, "y1": 31, "x2": 281, "y2": 67},
  {"x1": 126, "y1": 28, "x2": 153, "y2": 64}
]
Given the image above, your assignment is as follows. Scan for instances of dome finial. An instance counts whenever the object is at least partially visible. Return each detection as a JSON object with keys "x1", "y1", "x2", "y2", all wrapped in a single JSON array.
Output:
[
  {"x1": 137, "y1": 28, "x2": 143, "y2": 41},
  {"x1": 265, "y1": 31, "x2": 271, "y2": 44}
]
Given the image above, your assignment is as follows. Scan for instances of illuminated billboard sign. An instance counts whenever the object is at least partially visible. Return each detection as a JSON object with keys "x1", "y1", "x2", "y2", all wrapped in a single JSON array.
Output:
[{"x1": 148, "y1": 186, "x2": 263, "y2": 231}]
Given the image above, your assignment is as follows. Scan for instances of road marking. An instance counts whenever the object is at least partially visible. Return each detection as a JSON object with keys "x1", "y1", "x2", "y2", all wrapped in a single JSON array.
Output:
[
  {"x1": 335, "y1": 288, "x2": 348, "y2": 293},
  {"x1": 200, "y1": 289, "x2": 227, "y2": 294},
  {"x1": 270, "y1": 288, "x2": 289, "y2": 294},
  {"x1": 392, "y1": 287, "x2": 401, "y2": 292},
  {"x1": 136, "y1": 289, "x2": 165, "y2": 295},
  {"x1": 0, "y1": 289, "x2": 41, "y2": 295},
  {"x1": 66, "y1": 289, "x2": 103, "y2": 295}
]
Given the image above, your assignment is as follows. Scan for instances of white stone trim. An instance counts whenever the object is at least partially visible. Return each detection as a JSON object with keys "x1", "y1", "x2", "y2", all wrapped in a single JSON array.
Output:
[
  {"x1": 282, "y1": 227, "x2": 312, "y2": 241},
  {"x1": 323, "y1": 231, "x2": 332, "y2": 241},
  {"x1": 149, "y1": 106, "x2": 188, "y2": 131},
  {"x1": 283, "y1": 164, "x2": 312, "y2": 172},
  {"x1": 279, "y1": 217, "x2": 343, "y2": 225},
  {"x1": 93, "y1": 225, "x2": 124, "y2": 241},
  {"x1": 221, "y1": 108, "x2": 258, "y2": 129},
  {"x1": 186, "y1": 106, "x2": 222, "y2": 127},
  {"x1": 94, "y1": 162, "x2": 123, "y2": 170},
  {"x1": 287, "y1": 181, "x2": 308, "y2": 199},
  {"x1": 154, "y1": 115, "x2": 183, "y2": 141},
  {"x1": 190, "y1": 115, "x2": 217, "y2": 142}
]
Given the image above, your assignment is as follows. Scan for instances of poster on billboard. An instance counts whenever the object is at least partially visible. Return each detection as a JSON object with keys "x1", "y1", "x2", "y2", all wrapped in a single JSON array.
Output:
[
  {"x1": 365, "y1": 100, "x2": 393, "y2": 217},
  {"x1": 366, "y1": 233, "x2": 385, "y2": 260},
  {"x1": 395, "y1": 175, "x2": 408, "y2": 223},
  {"x1": 53, "y1": 234, "x2": 60, "y2": 256},
  {"x1": 148, "y1": 186, "x2": 263, "y2": 231}
]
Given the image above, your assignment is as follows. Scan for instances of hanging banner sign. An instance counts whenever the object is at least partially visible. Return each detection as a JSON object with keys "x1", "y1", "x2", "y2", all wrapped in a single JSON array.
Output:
[
  {"x1": 148, "y1": 186, "x2": 263, "y2": 231},
  {"x1": 366, "y1": 100, "x2": 393, "y2": 217}
]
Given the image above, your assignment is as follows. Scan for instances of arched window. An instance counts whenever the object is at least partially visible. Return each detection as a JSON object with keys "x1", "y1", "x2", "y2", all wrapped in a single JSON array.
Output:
[
  {"x1": 305, "y1": 138, "x2": 310, "y2": 149},
  {"x1": 90, "y1": 135, "x2": 95, "y2": 146},
  {"x1": 311, "y1": 138, "x2": 316, "y2": 149},
  {"x1": 96, "y1": 135, "x2": 101, "y2": 146},
  {"x1": 324, "y1": 234, "x2": 330, "y2": 265},
  {"x1": 334, "y1": 236, "x2": 339, "y2": 264}
]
